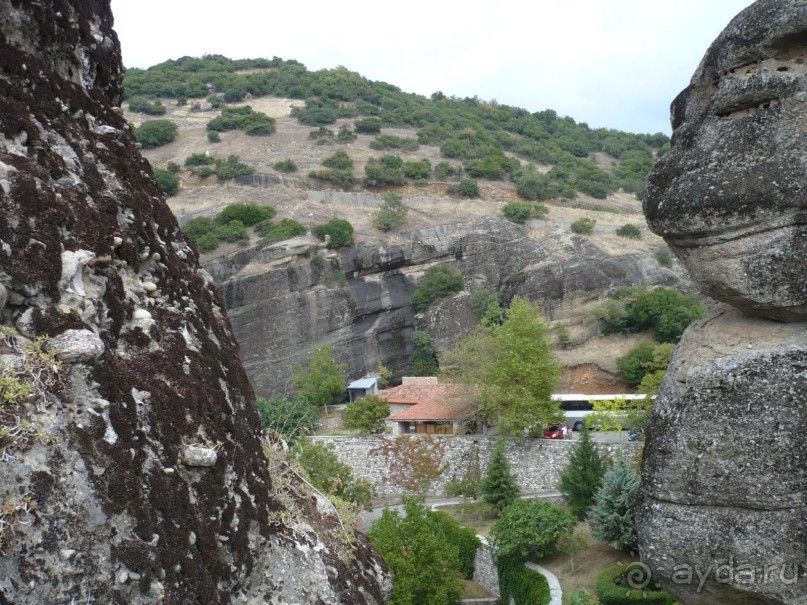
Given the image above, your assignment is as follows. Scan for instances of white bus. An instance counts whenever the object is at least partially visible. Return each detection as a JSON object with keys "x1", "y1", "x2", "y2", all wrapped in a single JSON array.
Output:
[{"x1": 551, "y1": 393, "x2": 649, "y2": 431}]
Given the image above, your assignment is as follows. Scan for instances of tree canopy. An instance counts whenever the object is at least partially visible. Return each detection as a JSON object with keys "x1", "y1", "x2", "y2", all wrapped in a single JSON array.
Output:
[
  {"x1": 290, "y1": 344, "x2": 347, "y2": 408},
  {"x1": 444, "y1": 297, "x2": 562, "y2": 436}
]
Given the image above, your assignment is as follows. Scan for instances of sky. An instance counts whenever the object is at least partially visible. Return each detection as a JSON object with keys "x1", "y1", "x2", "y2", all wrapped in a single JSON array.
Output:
[{"x1": 110, "y1": 0, "x2": 755, "y2": 135}]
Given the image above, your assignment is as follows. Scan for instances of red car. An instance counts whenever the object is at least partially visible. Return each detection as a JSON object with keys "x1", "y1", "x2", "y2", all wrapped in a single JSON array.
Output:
[{"x1": 543, "y1": 423, "x2": 572, "y2": 440}]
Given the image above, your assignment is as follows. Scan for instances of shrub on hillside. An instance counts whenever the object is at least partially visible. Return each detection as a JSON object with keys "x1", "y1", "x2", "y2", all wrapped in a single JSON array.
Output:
[
  {"x1": 354, "y1": 117, "x2": 382, "y2": 134},
  {"x1": 184, "y1": 153, "x2": 215, "y2": 167},
  {"x1": 273, "y1": 158, "x2": 298, "y2": 173},
  {"x1": 312, "y1": 219, "x2": 354, "y2": 248},
  {"x1": 370, "y1": 134, "x2": 419, "y2": 152},
  {"x1": 502, "y1": 201, "x2": 535, "y2": 224},
  {"x1": 308, "y1": 169, "x2": 355, "y2": 189},
  {"x1": 321, "y1": 150, "x2": 353, "y2": 171},
  {"x1": 372, "y1": 193, "x2": 409, "y2": 232},
  {"x1": 434, "y1": 161, "x2": 458, "y2": 181},
  {"x1": 411, "y1": 264, "x2": 464, "y2": 312},
  {"x1": 134, "y1": 119, "x2": 178, "y2": 148},
  {"x1": 214, "y1": 155, "x2": 255, "y2": 180},
  {"x1": 152, "y1": 167, "x2": 179, "y2": 197},
  {"x1": 255, "y1": 218, "x2": 306, "y2": 244},
  {"x1": 616, "y1": 341, "x2": 657, "y2": 388},
  {"x1": 206, "y1": 106, "x2": 276, "y2": 136},
  {"x1": 616, "y1": 224, "x2": 642, "y2": 239},
  {"x1": 403, "y1": 159, "x2": 432, "y2": 180},
  {"x1": 128, "y1": 97, "x2": 166, "y2": 115},
  {"x1": 207, "y1": 130, "x2": 221, "y2": 143},
  {"x1": 215, "y1": 203, "x2": 276, "y2": 227},
  {"x1": 532, "y1": 202, "x2": 549, "y2": 219},
  {"x1": 336, "y1": 124, "x2": 357, "y2": 143},
  {"x1": 571, "y1": 217, "x2": 597, "y2": 235},
  {"x1": 655, "y1": 247, "x2": 673, "y2": 267},
  {"x1": 364, "y1": 155, "x2": 405, "y2": 187}
]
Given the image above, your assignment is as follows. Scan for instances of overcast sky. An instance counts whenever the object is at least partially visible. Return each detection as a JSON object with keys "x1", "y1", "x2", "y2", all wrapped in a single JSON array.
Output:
[{"x1": 110, "y1": 0, "x2": 755, "y2": 135}]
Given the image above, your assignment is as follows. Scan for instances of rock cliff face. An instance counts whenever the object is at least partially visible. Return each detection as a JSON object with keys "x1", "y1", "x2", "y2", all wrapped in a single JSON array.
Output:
[
  {"x1": 0, "y1": 3, "x2": 389, "y2": 603},
  {"x1": 639, "y1": 1, "x2": 807, "y2": 603},
  {"x1": 212, "y1": 217, "x2": 686, "y2": 396}
]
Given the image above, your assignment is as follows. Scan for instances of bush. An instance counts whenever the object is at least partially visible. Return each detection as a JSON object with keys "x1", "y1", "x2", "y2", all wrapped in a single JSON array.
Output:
[
  {"x1": 194, "y1": 166, "x2": 215, "y2": 178},
  {"x1": 273, "y1": 158, "x2": 298, "y2": 173},
  {"x1": 364, "y1": 155, "x2": 405, "y2": 187},
  {"x1": 571, "y1": 217, "x2": 597, "y2": 235},
  {"x1": 616, "y1": 224, "x2": 642, "y2": 239},
  {"x1": 616, "y1": 341, "x2": 658, "y2": 388},
  {"x1": 128, "y1": 97, "x2": 166, "y2": 115},
  {"x1": 457, "y1": 178, "x2": 480, "y2": 197},
  {"x1": 184, "y1": 153, "x2": 215, "y2": 167},
  {"x1": 434, "y1": 161, "x2": 458, "y2": 180},
  {"x1": 215, "y1": 203, "x2": 276, "y2": 227},
  {"x1": 516, "y1": 167, "x2": 551, "y2": 200},
  {"x1": 655, "y1": 247, "x2": 673, "y2": 267},
  {"x1": 152, "y1": 167, "x2": 179, "y2": 197},
  {"x1": 309, "y1": 126, "x2": 335, "y2": 143},
  {"x1": 354, "y1": 117, "x2": 382, "y2": 134},
  {"x1": 166, "y1": 161, "x2": 181, "y2": 174},
  {"x1": 370, "y1": 134, "x2": 419, "y2": 152},
  {"x1": 336, "y1": 124, "x2": 357, "y2": 143},
  {"x1": 502, "y1": 201, "x2": 535, "y2": 224},
  {"x1": 214, "y1": 155, "x2": 255, "y2": 180},
  {"x1": 321, "y1": 150, "x2": 353, "y2": 171},
  {"x1": 411, "y1": 264, "x2": 464, "y2": 312},
  {"x1": 532, "y1": 202, "x2": 549, "y2": 219},
  {"x1": 490, "y1": 499, "x2": 575, "y2": 560},
  {"x1": 308, "y1": 169, "x2": 355, "y2": 189},
  {"x1": 207, "y1": 130, "x2": 221, "y2": 143},
  {"x1": 207, "y1": 105, "x2": 276, "y2": 135},
  {"x1": 312, "y1": 219, "x2": 354, "y2": 248},
  {"x1": 255, "y1": 218, "x2": 306, "y2": 243},
  {"x1": 134, "y1": 119, "x2": 178, "y2": 148},
  {"x1": 470, "y1": 290, "x2": 501, "y2": 320},
  {"x1": 342, "y1": 395, "x2": 390, "y2": 433},
  {"x1": 403, "y1": 159, "x2": 431, "y2": 180},
  {"x1": 372, "y1": 193, "x2": 408, "y2": 231},
  {"x1": 195, "y1": 232, "x2": 219, "y2": 252},
  {"x1": 294, "y1": 440, "x2": 373, "y2": 509},
  {"x1": 596, "y1": 565, "x2": 675, "y2": 605},
  {"x1": 219, "y1": 219, "x2": 248, "y2": 243}
]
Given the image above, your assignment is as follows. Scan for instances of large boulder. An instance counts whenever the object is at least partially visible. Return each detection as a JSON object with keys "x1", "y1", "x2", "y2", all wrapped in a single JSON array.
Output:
[
  {"x1": 643, "y1": 0, "x2": 807, "y2": 321},
  {"x1": 0, "y1": 3, "x2": 389, "y2": 603},
  {"x1": 637, "y1": 304, "x2": 807, "y2": 604}
]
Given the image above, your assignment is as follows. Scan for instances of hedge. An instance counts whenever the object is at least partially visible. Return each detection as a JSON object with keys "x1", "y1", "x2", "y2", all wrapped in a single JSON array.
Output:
[
  {"x1": 596, "y1": 565, "x2": 675, "y2": 605},
  {"x1": 497, "y1": 554, "x2": 551, "y2": 605}
]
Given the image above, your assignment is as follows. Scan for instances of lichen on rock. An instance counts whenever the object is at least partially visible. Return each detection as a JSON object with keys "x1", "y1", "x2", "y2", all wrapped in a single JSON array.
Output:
[{"x1": 0, "y1": 3, "x2": 389, "y2": 603}]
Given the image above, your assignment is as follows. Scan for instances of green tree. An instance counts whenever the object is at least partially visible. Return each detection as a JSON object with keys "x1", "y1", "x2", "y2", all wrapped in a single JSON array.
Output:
[
  {"x1": 457, "y1": 178, "x2": 479, "y2": 197},
  {"x1": 559, "y1": 425, "x2": 607, "y2": 519},
  {"x1": 290, "y1": 344, "x2": 348, "y2": 409},
  {"x1": 293, "y1": 439, "x2": 373, "y2": 509},
  {"x1": 134, "y1": 119, "x2": 178, "y2": 148},
  {"x1": 214, "y1": 154, "x2": 255, "y2": 180},
  {"x1": 215, "y1": 202, "x2": 276, "y2": 227},
  {"x1": 444, "y1": 298, "x2": 562, "y2": 436},
  {"x1": 256, "y1": 395, "x2": 318, "y2": 443},
  {"x1": 372, "y1": 193, "x2": 409, "y2": 231},
  {"x1": 516, "y1": 165, "x2": 551, "y2": 200},
  {"x1": 322, "y1": 150, "x2": 353, "y2": 170},
  {"x1": 588, "y1": 455, "x2": 640, "y2": 554},
  {"x1": 410, "y1": 264, "x2": 464, "y2": 312},
  {"x1": 152, "y1": 167, "x2": 179, "y2": 197},
  {"x1": 312, "y1": 219, "x2": 354, "y2": 248},
  {"x1": 571, "y1": 217, "x2": 596, "y2": 235},
  {"x1": 364, "y1": 154, "x2": 405, "y2": 187},
  {"x1": 342, "y1": 395, "x2": 390, "y2": 433},
  {"x1": 411, "y1": 330, "x2": 439, "y2": 376},
  {"x1": 490, "y1": 499, "x2": 575, "y2": 560},
  {"x1": 367, "y1": 497, "x2": 464, "y2": 605},
  {"x1": 482, "y1": 439, "x2": 519, "y2": 512}
]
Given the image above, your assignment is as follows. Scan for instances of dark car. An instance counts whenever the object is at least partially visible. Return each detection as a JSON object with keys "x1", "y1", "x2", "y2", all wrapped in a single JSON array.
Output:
[{"x1": 543, "y1": 423, "x2": 572, "y2": 440}]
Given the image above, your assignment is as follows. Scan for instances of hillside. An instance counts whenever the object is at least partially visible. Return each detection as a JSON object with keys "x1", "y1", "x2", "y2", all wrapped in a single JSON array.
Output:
[{"x1": 123, "y1": 56, "x2": 689, "y2": 396}]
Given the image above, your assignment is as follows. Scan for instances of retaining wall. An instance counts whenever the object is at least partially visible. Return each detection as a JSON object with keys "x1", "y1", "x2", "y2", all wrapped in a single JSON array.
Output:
[{"x1": 310, "y1": 435, "x2": 640, "y2": 498}]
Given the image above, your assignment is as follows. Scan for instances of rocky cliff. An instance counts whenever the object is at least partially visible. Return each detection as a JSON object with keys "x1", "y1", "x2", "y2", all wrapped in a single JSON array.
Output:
[
  {"x1": 0, "y1": 2, "x2": 389, "y2": 603},
  {"x1": 639, "y1": 1, "x2": 807, "y2": 603},
  {"x1": 211, "y1": 215, "x2": 687, "y2": 397}
]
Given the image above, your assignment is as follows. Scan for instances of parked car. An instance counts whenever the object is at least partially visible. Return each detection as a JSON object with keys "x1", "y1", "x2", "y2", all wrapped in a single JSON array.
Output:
[{"x1": 543, "y1": 423, "x2": 572, "y2": 440}]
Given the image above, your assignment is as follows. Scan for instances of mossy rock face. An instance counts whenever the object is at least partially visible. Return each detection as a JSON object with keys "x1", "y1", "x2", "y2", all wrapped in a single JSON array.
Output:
[
  {"x1": 0, "y1": 3, "x2": 390, "y2": 604},
  {"x1": 643, "y1": 0, "x2": 807, "y2": 321}
]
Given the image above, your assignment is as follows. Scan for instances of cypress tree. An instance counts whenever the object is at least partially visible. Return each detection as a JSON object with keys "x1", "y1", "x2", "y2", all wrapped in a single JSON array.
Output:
[
  {"x1": 482, "y1": 440, "x2": 520, "y2": 512},
  {"x1": 588, "y1": 454, "x2": 640, "y2": 553},
  {"x1": 559, "y1": 426, "x2": 607, "y2": 519}
]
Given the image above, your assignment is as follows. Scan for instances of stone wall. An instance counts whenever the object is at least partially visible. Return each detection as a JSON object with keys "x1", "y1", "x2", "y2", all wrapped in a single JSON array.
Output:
[
  {"x1": 311, "y1": 435, "x2": 640, "y2": 497},
  {"x1": 473, "y1": 536, "x2": 500, "y2": 598}
]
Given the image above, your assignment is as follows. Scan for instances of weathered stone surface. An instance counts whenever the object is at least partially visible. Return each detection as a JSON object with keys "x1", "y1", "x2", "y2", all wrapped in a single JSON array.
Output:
[
  {"x1": 643, "y1": 0, "x2": 807, "y2": 321},
  {"x1": 215, "y1": 217, "x2": 687, "y2": 397},
  {"x1": 637, "y1": 304, "x2": 807, "y2": 604},
  {"x1": 0, "y1": 3, "x2": 389, "y2": 604}
]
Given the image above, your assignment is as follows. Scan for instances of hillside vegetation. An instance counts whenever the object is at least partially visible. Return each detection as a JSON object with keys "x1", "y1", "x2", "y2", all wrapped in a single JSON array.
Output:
[{"x1": 124, "y1": 55, "x2": 668, "y2": 200}]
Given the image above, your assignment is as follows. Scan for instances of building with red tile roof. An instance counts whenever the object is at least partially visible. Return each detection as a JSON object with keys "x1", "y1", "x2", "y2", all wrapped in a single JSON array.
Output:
[{"x1": 377, "y1": 377, "x2": 479, "y2": 435}]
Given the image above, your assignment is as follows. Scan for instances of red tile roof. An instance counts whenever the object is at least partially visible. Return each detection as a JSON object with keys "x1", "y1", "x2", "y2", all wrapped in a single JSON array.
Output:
[{"x1": 379, "y1": 383, "x2": 477, "y2": 421}]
